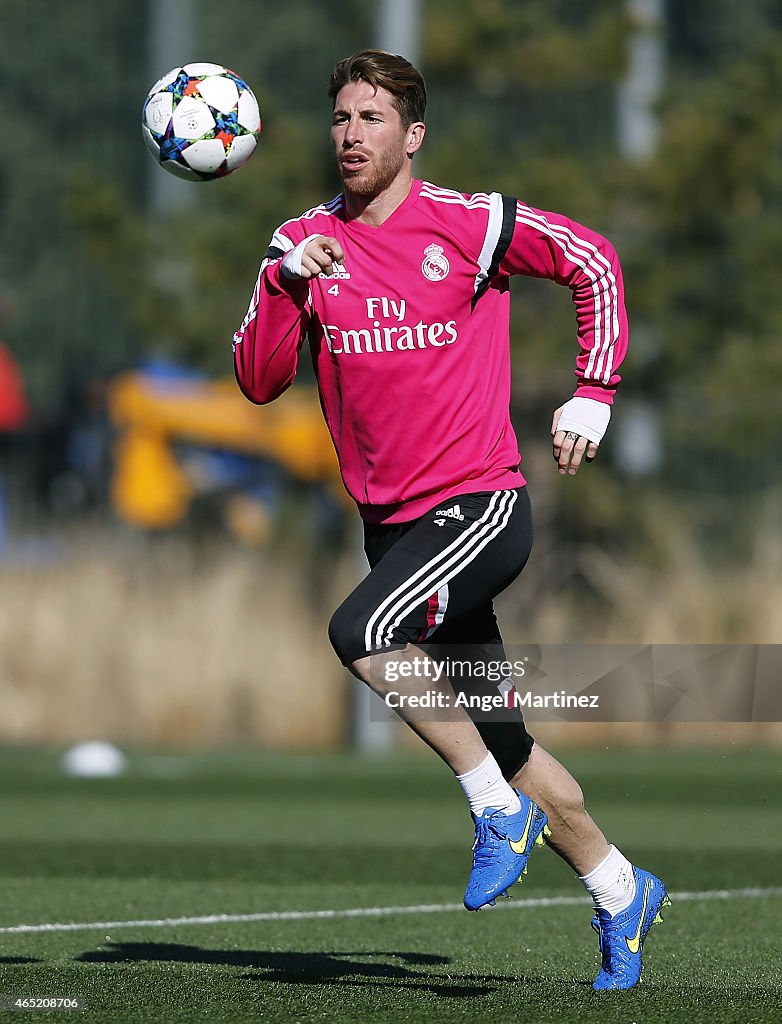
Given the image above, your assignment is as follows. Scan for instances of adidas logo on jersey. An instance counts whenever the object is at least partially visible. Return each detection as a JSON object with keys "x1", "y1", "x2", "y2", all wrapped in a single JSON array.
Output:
[{"x1": 434, "y1": 505, "x2": 464, "y2": 521}]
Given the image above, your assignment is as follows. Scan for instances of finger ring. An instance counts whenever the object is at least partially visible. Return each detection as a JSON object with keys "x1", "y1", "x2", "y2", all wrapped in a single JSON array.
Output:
[{"x1": 565, "y1": 431, "x2": 578, "y2": 441}]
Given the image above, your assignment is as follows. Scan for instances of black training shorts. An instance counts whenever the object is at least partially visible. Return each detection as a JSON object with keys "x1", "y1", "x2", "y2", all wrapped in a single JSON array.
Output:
[{"x1": 329, "y1": 487, "x2": 535, "y2": 779}]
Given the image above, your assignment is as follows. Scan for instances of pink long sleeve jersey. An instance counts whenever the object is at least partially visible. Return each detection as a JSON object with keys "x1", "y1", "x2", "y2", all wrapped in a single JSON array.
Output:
[{"x1": 233, "y1": 180, "x2": 628, "y2": 524}]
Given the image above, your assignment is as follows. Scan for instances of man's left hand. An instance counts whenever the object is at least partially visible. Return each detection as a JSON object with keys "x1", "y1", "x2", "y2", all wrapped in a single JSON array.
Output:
[{"x1": 551, "y1": 407, "x2": 599, "y2": 475}]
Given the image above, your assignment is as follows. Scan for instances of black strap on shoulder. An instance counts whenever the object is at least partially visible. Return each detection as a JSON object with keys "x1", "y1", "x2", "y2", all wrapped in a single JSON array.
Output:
[{"x1": 471, "y1": 194, "x2": 518, "y2": 310}]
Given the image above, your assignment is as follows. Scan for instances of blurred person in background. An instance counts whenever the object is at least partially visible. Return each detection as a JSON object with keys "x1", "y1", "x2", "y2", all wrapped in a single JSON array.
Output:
[
  {"x1": 0, "y1": 288, "x2": 28, "y2": 432},
  {"x1": 0, "y1": 286, "x2": 30, "y2": 551},
  {"x1": 233, "y1": 49, "x2": 668, "y2": 991}
]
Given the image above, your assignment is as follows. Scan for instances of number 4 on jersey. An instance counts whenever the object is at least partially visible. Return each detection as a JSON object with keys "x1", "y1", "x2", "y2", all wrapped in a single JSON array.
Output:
[{"x1": 327, "y1": 283, "x2": 340, "y2": 296}]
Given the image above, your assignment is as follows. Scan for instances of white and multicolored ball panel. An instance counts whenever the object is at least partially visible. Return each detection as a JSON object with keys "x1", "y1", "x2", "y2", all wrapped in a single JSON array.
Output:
[{"x1": 142, "y1": 62, "x2": 261, "y2": 181}]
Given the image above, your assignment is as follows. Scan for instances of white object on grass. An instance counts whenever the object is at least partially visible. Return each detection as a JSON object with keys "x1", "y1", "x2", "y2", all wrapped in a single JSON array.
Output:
[{"x1": 61, "y1": 741, "x2": 127, "y2": 778}]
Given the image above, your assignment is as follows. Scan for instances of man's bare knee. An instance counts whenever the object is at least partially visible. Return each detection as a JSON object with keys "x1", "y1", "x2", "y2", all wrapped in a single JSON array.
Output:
[
  {"x1": 350, "y1": 649, "x2": 409, "y2": 698},
  {"x1": 350, "y1": 654, "x2": 372, "y2": 683}
]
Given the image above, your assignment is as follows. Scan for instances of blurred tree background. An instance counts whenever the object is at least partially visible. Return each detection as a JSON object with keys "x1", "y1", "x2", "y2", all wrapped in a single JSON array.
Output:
[
  {"x1": 0, "y1": 0, "x2": 780, "y2": 572},
  {"x1": 2, "y1": 6, "x2": 779, "y2": 423}
]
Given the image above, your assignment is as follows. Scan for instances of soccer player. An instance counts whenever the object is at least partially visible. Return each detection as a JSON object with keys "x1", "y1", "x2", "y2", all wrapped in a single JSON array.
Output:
[{"x1": 233, "y1": 49, "x2": 668, "y2": 990}]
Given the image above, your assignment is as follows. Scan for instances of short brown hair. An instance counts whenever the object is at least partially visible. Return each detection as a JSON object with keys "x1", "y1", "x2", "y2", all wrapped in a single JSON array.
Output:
[{"x1": 328, "y1": 49, "x2": 426, "y2": 128}]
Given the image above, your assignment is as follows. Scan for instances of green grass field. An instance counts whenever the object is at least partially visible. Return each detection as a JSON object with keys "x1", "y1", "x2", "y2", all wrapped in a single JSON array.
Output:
[{"x1": 0, "y1": 745, "x2": 780, "y2": 1024}]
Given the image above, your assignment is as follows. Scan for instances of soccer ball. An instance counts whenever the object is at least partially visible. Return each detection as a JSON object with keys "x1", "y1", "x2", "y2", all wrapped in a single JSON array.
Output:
[{"x1": 142, "y1": 62, "x2": 261, "y2": 181}]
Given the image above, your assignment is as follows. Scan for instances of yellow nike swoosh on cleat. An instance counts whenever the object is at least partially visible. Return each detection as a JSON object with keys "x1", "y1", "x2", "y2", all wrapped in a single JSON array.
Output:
[
  {"x1": 508, "y1": 803, "x2": 535, "y2": 855},
  {"x1": 626, "y1": 878, "x2": 652, "y2": 954}
]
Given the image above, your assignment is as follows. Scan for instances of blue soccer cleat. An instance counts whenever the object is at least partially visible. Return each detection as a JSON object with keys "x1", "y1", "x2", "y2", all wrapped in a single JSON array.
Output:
[
  {"x1": 591, "y1": 866, "x2": 670, "y2": 990},
  {"x1": 463, "y1": 790, "x2": 549, "y2": 911}
]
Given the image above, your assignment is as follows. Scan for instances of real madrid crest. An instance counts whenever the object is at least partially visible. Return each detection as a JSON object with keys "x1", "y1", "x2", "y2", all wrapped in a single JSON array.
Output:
[{"x1": 421, "y1": 243, "x2": 450, "y2": 282}]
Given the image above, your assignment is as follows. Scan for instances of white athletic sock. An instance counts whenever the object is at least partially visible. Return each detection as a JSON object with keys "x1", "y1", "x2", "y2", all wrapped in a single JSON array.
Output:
[
  {"x1": 579, "y1": 845, "x2": 637, "y2": 916},
  {"x1": 455, "y1": 752, "x2": 521, "y2": 818}
]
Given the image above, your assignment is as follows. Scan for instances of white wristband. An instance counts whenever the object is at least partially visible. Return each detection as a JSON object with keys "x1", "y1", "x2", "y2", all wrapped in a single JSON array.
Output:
[
  {"x1": 281, "y1": 234, "x2": 323, "y2": 280},
  {"x1": 557, "y1": 397, "x2": 611, "y2": 445}
]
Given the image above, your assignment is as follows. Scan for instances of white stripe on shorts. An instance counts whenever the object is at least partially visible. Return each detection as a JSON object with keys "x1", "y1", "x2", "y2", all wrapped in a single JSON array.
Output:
[
  {"x1": 364, "y1": 492, "x2": 506, "y2": 652},
  {"x1": 380, "y1": 490, "x2": 518, "y2": 646},
  {"x1": 363, "y1": 490, "x2": 518, "y2": 651}
]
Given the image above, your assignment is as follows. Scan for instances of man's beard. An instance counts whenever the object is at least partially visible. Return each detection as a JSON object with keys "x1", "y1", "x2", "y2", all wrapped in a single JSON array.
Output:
[{"x1": 338, "y1": 143, "x2": 406, "y2": 197}]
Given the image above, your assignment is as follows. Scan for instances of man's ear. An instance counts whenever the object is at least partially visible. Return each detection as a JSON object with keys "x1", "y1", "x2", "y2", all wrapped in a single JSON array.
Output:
[{"x1": 406, "y1": 121, "x2": 426, "y2": 156}]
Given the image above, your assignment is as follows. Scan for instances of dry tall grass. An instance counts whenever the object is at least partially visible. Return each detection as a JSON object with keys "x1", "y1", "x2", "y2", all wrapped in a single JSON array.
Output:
[
  {"x1": 500, "y1": 495, "x2": 782, "y2": 645},
  {"x1": 496, "y1": 493, "x2": 782, "y2": 749},
  {"x1": 2, "y1": 497, "x2": 780, "y2": 749},
  {"x1": 1, "y1": 536, "x2": 352, "y2": 748}
]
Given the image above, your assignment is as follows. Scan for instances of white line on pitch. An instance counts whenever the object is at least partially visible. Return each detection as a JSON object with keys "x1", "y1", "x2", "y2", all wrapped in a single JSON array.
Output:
[{"x1": 1, "y1": 886, "x2": 781, "y2": 936}]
